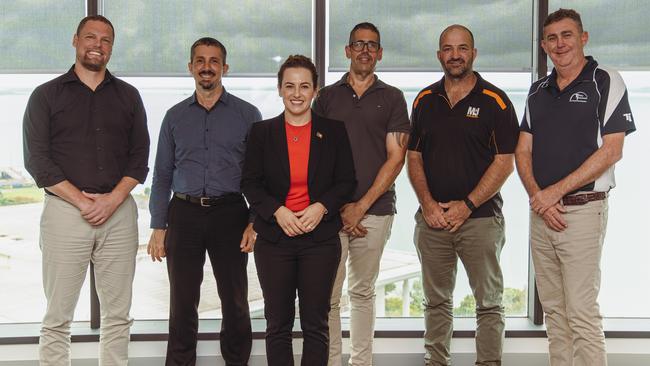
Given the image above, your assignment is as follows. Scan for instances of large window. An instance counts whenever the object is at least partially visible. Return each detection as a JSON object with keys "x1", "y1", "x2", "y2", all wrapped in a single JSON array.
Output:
[{"x1": 1, "y1": 0, "x2": 649, "y2": 326}]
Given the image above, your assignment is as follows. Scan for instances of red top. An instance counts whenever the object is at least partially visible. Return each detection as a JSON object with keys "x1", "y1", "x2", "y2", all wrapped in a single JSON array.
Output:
[{"x1": 285, "y1": 121, "x2": 311, "y2": 212}]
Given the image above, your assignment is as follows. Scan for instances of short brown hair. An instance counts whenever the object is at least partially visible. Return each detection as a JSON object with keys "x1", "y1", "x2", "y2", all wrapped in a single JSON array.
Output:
[
  {"x1": 76, "y1": 15, "x2": 115, "y2": 40},
  {"x1": 348, "y1": 22, "x2": 381, "y2": 46},
  {"x1": 277, "y1": 55, "x2": 318, "y2": 88},
  {"x1": 544, "y1": 8, "x2": 583, "y2": 33},
  {"x1": 190, "y1": 37, "x2": 227, "y2": 64}
]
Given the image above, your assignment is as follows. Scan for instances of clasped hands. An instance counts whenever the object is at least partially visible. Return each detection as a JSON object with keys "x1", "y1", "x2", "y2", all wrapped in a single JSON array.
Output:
[
  {"x1": 78, "y1": 191, "x2": 122, "y2": 226},
  {"x1": 529, "y1": 186, "x2": 568, "y2": 232},
  {"x1": 274, "y1": 202, "x2": 327, "y2": 237},
  {"x1": 422, "y1": 200, "x2": 471, "y2": 233}
]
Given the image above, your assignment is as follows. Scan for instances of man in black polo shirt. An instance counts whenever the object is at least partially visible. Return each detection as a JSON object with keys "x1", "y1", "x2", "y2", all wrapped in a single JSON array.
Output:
[
  {"x1": 516, "y1": 9, "x2": 635, "y2": 366},
  {"x1": 407, "y1": 25, "x2": 518, "y2": 366},
  {"x1": 313, "y1": 22, "x2": 410, "y2": 366},
  {"x1": 23, "y1": 16, "x2": 149, "y2": 364},
  {"x1": 147, "y1": 37, "x2": 261, "y2": 365}
]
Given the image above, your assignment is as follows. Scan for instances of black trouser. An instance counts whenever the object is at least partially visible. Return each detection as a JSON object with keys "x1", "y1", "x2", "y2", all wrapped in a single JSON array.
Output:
[
  {"x1": 165, "y1": 196, "x2": 252, "y2": 366},
  {"x1": 254, "y1": 234, "x2": 341, "y2": 366}
]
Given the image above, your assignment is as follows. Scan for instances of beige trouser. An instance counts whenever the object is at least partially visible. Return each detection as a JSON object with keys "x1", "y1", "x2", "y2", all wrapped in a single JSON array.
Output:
[
  {"x1": 39, "y1": 194, "x2": 138, "y2": 366},
  {"x1": 328, "y1": 214, "x2": 394, "y2": 366},
  {"x1": 531, "y1": 199, "x2": 608, "y2": 366},
  {"x1": 414, "y1": 212, "x2": 505, "y2": 366}
]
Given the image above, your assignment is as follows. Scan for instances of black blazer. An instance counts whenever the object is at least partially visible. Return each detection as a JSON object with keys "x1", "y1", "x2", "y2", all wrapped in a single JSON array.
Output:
[{"x1": 241, "y1": 112, "x2": 356, "y2": 243}]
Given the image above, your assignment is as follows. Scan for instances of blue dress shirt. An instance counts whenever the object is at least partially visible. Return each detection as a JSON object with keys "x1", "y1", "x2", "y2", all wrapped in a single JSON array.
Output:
[{"x1": 149, "y1": 90, "x2": 262, "y2": 228}]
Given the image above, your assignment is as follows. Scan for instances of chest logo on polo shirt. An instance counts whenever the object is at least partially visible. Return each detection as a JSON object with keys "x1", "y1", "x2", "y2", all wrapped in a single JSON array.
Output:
[
  {"x1": 466, "y1": 106, "x2": 480, "y2": 119},
  {"x1": 569, "y1": 91, "x2": 588, "y2": 103}
]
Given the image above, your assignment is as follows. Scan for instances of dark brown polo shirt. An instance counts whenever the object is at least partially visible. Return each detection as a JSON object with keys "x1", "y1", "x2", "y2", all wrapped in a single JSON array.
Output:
[{"x1": 313, "y1": 73, "x2": 410, "y2": 215}]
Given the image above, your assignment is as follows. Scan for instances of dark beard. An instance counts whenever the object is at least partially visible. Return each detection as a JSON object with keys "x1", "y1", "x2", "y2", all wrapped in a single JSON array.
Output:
[{"x1": 80, "y1": 59, "x2": 103, "y2": 72}]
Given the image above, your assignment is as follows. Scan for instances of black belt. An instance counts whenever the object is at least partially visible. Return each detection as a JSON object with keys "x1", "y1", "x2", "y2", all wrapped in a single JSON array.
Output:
[
  {"x1": 174, "y1": 192, "x2": 243, "y2": 207},
  {"x1": 561, "y1": 192, "x2": 607, "y2": 206}
]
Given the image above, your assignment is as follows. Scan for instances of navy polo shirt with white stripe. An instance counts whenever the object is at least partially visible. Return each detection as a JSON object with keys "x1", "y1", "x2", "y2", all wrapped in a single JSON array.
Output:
[{"x1": 520, "y1": 56, "x2": 636, "y2": 193}]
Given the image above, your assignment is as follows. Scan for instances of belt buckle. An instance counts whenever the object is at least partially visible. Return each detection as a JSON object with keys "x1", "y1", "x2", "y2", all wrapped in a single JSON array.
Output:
[{"x1": 200, "y1": 197, "x2": 211, "y2": 207}]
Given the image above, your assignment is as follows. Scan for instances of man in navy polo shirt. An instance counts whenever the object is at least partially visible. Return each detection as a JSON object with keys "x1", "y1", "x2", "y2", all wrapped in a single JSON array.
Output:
[
  {"x1": 516, "y1": 8, "x2": 636, "y2": 366},
  {"x1": 408, "y1": 25, "x2": 519, "y2": 365},
  {"x1": 147, "y1": 37, "x2": 261, "y2": 365}
]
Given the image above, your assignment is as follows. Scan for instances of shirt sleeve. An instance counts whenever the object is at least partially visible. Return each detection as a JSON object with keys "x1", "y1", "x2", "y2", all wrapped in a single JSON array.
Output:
[
  {"x1": 387, "y1": 88, "x2": 411, "y2": 133},
  {"x1": 312, "y1": 89, "x2": 327, "y2": 117},
  {"x1": 149, "y1": 111, "x2": 175, "y2": 229},
  {"x1": 492, "y1": 94, "x2": 520, "y2": 154},
  {"x1": 519, "y1": 84, "x2": 535, "y2": 134},
  {"x1": 22, "y1": 86, "x2": 67, "y2": 188},
  {"x1": 124, "y1": 90, "x2": 150, "y2": 183},
  {"x1": 597, "y1": 68, "x2": 636, "y2": 136},
  {"x1": 407, "y1": 90, "x2": 427, "y2": 152}
]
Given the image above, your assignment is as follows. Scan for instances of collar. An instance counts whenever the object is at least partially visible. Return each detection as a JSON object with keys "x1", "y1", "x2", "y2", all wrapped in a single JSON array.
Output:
[
  {"x1": 431, "y1": 71, "x2": 485, "y2": 95},
  {"x1": 546, "y1": 56, "x2": 598, "y2": 89},
  {"x1": 189, "y1": 87, "x2": 231, "y2": 108},
  {"x1": 60, "y1": 65, "x2": 114, "y2": 85},
  {"x1": 333, "y1": 72, "x2": 387, "y2": 91}
]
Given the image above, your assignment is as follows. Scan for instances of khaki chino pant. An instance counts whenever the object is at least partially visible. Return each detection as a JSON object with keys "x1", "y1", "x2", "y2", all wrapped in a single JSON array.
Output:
[
  {"x1": 531, "y1": 199, "x2": 608, "y2": 366},
  {"x1": 39, "y1": 195, "x2": 138, "y2": 366},
  {"x1": 414, "y1": 212, "x2": 505, "y2": 366},
  {"x1": 328, "y1": 214, "x2": 394, "y2": 366}
]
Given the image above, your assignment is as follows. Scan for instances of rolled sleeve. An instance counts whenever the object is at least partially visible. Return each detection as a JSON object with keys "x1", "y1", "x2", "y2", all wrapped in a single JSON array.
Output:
[
  {"x1": 124, "y1": 91, "x2": 150, "y2": 183},
  {"x1": 22, "y1": 87, "x2": 66, "y2": 188}
]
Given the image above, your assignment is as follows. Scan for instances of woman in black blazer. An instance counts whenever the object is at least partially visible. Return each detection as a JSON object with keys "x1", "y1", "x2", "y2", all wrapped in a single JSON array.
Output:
[{"x1": 241, "y1": 55, "x2": 356, "y2": 366}]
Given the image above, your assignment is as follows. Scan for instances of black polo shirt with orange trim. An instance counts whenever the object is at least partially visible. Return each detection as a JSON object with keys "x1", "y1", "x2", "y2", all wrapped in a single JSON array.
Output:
[{"x1": 408, "y1": 72, "x2": 519, "y2": 218}]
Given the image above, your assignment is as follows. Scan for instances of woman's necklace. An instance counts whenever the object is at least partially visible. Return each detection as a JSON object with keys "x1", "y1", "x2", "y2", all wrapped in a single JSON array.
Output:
[{"x1": 286, "y1": 121, "x2": 311, "y2": 143}]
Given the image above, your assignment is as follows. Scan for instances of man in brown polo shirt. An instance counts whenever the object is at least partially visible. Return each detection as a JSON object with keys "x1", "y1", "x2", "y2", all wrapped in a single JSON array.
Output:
[{"x1": 313, "y1": 22, "x2": 410, "y2": 366}]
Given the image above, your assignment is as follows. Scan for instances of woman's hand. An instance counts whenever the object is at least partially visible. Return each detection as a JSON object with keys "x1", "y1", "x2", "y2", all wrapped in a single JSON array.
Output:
[
  {"x1": 296, "y1": 202, "x2": 327, "y2": 232},
  {"x1": 274, "y1": 206, "x2": 307, "y2": 237}
]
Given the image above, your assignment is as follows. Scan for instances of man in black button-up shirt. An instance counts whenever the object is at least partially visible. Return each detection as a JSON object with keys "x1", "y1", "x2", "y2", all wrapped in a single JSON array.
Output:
[{"x1": 22, "y1": 15, "x2": 149, "y2": 365}]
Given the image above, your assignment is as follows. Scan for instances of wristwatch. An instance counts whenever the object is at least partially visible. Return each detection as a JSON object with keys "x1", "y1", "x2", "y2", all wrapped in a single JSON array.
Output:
[{"x1": 463, "y1": 197, "x2": 477, "y2": 212}]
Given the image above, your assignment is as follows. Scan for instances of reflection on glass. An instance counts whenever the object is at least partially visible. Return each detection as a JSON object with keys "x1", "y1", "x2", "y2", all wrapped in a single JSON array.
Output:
[{"x1": 1, "y1": 71, "x2": 649, "y2": 322}]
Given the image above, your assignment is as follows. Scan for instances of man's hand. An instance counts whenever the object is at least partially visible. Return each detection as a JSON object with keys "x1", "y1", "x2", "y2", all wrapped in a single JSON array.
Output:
[
  {"x1": 539, "y1": 203, "x2": 568, "y2": 232},
  {"x1": 296, "y1": 202, "x2": 327, "y2": 233},
  {"x1": 147, "y1": 229, "x2": 166, "y2": 262},
  {"x1": 421, "y1": 201, "x2": 449, "y2": 229},
  {"x1": 349, "y1": 223, "x2": 368, "y2": 237},
  {"x1": 440, "y1": 200, "x2": 472, "y2": 233},
  {"x1": 530, "y1": 185, "x2": 563, "y2": 215},
  {"x1": 340, "y1": 202, "x2": 368, "y2": 233},
  {"x1": 274, "y1": 206, "x2": 307, "y2": 237},
  {"x1": 80, "y1": 191, "x2": 123, "y2": 226},
  {"x1": 240, "y1": 223, "x2": 257, "y2": 253}
]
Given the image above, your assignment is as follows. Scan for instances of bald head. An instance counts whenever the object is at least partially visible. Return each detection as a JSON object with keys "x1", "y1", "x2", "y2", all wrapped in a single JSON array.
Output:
[{"x1": 439, "y1": 24, "x2": 475, "y2": 49}]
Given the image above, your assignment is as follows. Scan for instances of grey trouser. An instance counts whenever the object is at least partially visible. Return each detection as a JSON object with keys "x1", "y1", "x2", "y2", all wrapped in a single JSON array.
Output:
[
  {"x1": 39, "y1": 195, "x2": 138, "y2": 366},
  {"x1": 531, "y1": 199, "x2": 608, "y2": 366},
  {"x1": 328, "y1": 214, "x2": 394, "y2": 366},
  {"x1": 414, "y1": 211, "x2": 505, "y2": 366}
]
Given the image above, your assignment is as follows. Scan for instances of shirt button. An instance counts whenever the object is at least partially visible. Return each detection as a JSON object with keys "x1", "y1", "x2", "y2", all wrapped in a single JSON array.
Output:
[
  {"x1": 98, "y1": 166, "x2": 104, "y2": 171},
  {"x1": 97, "y1": 147, "x2": 102, "y2": 151},
  {"x1": 95, "y1": 127, "x2": 101, "y2": 132}
]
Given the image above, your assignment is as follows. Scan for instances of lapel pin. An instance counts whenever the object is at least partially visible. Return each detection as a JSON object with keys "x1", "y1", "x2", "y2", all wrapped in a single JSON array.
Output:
[{"x1": 316, "y1": 132, "x2": 323, "y2": 139}]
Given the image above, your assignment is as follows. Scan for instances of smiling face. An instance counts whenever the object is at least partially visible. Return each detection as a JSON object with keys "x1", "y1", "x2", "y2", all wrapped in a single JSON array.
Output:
[
  {"x1": 437, "y1": 26, "x2": 477, "y2": 80},
  {"x1": 346, "y1": 28, "x2": 383, "y2": 75},
  {"x1": 73, "y1": 20, "x2": 113, "y2": 72},
  {"x1": 188, "y1": 45, "x2": 229, "y2": 92},
  {"x1": 542, "y1": 17, "x2": 589, "y2": 71},
  {"x1": 279, "y1": 67, "x2": 317, "y2": 123}
]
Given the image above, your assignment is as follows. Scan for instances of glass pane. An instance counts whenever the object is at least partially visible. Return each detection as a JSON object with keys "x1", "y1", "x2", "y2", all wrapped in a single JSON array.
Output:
[
  {"x1": 125, "y1": 76, "x2": 283, "y2": 320},
  {"x1": 323, "y1": 71, "x2": 532, "y2": 317},
  {"x1": 548, "y1": 1, "x2": 649, "y2": 68},
  {"x1": 328, "y1": 0, "x2": 532, "y2": 72},
  {"x1": 0, "y1": 74, "x2": 92, "y2": 323},
  {"x1": 0, "y1": 1, "x2": 86, "y2": 72},
  {"x1": 598, "y1": 71, "x2": 650, "y2": 317},
  {"x1": 103, "y1": 1, "x2": 312, "y2": 75}
]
